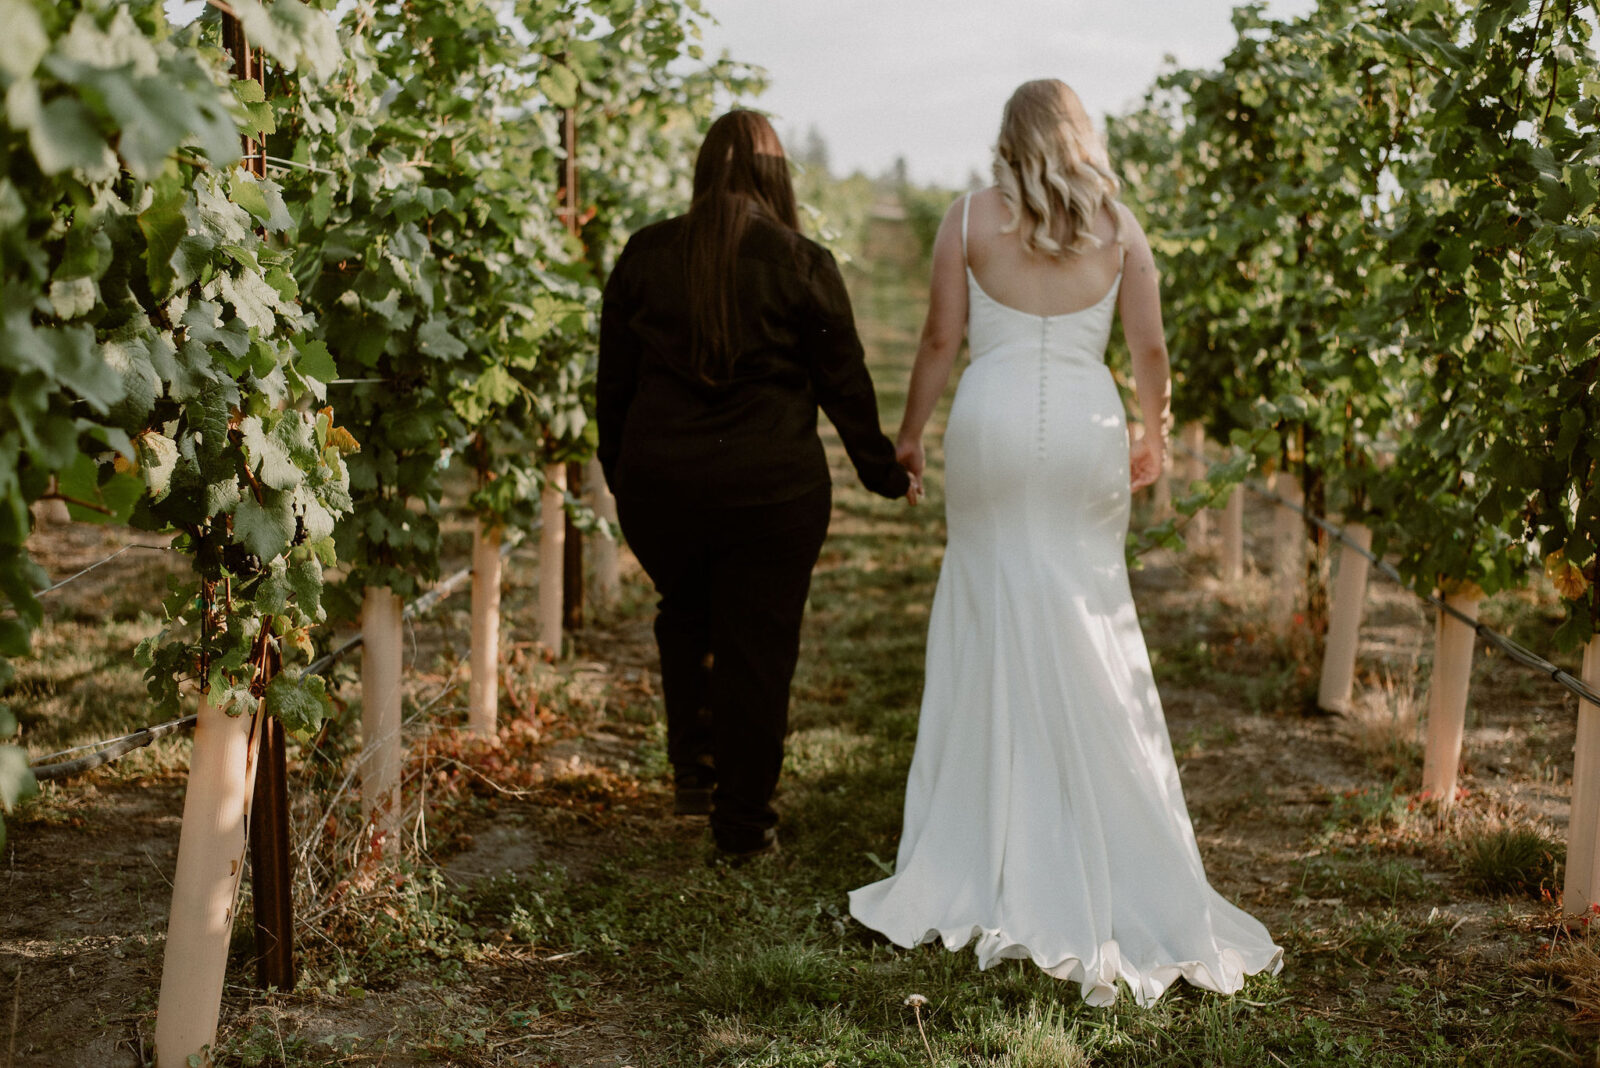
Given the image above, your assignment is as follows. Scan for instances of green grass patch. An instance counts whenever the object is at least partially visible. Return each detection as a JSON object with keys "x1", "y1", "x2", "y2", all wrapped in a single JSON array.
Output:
[{"x1": 1457, "y1": 827, "x2": 1564, "y2": 897}]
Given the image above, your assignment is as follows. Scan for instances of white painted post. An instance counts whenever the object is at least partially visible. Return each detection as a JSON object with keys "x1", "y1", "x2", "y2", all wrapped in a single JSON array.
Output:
[
  {"x1": 588, "y1": 456, "x2": 620, "y2": 609},
  {"x1": 468, "y1": 521, "x2": 502, "y2": 739},
  {"x1": 539, "y1": 462, "x2": 566, "y2": 655},
  {"x1": 1563, "y1": 635, "x2": 1600, "y2": 917},
  {"x1": 153, "y1": 695, "x2": 261, "y2": 1067},
  {"x1": 1271, "y1": 471, "x2": 1304, "y2": 625},
  {"x1": 1221, "y1": 485, "x2": 1245, "y2": 582},
  {"x1": 361, "y1": 587, "x2": 404, "y2": 848},
  {"x1": 1420, "y1": 589, "x2": 1482, "y2": 809},
  {"x1": 1181, "y1": 422, "x2": 1210, "y2": 545},
  {"x1": 1317, "y1": 522, "x2": 1373, "y2": 714}
]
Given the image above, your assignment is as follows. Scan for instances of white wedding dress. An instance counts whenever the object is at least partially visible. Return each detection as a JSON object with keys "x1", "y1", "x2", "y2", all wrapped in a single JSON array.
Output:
[{"x1": 848, "y1": 196, "x2": 1282, "y2": 1006}]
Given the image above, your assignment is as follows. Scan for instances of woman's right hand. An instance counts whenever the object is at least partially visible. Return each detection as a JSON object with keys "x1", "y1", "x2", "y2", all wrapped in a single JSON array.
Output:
[
  {"x1": 897, "y1": 437, "x2": 925, "y2": 505},
  {"x1": 1129, "y1": 436, "x2": 1164, "y2": 491},
  {"x1": 896, "y1": 437, "x2": 925, "y2": 478}
]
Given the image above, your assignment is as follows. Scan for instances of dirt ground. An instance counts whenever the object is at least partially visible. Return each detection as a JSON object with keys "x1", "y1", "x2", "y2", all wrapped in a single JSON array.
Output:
[{"x1": 4, "y1": 484, "x2": 1590, "y2": 1065}]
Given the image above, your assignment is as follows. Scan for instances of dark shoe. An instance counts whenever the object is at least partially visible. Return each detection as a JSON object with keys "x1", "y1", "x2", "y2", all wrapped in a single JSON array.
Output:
[
  {"x1": 674, "y1": 785, "x2": 713, "y2": 816},
  {"x1": 673, "y1": 758, "x2": 715, "y2": 817},
  {"x1": 712, "y1": 827, "x2": 779, "y2": 866}
]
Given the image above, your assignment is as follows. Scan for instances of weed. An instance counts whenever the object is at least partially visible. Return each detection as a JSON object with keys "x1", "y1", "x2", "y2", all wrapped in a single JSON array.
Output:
[
  {"x1": 970, "y1": 1000, "x2": 1088, "y2": 1067},
  {"x1": 1325, "y1": 781, "x2": 1412, "y2": 832},
  {"x1": 465, "y1": 868, "x2": 569, "y2": 945},
  {"x1": 688, "y1": 943, "x2": 845, "y2": 1019},
  {"x1": 1297, "y1": 851, "x2": 1430, "y2": 905},
  {"x1": 1336, "y1": 908, "x2": 1424, "y2": 966},
  {"x1": 1458, "y1": 827, "x2": 1564, "y2": 897},
  {"x1": 1345, "y1": 667, "x2": 1424, "y2": 779}
]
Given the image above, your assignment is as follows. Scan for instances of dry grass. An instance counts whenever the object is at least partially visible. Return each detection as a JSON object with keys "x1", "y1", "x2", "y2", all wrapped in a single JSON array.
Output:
[
  {"x1": 1514, "y1": 923, "x2": 1600, "y2": 1024},
  {"x1": 1344, "y1": 666, "x2": 1424, "y2": 778}
]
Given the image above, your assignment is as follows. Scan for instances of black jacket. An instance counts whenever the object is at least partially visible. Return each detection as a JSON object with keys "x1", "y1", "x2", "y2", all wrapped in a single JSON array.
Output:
[{"x1": 597, "y1": 214, "x2": 910, "y2": 507}]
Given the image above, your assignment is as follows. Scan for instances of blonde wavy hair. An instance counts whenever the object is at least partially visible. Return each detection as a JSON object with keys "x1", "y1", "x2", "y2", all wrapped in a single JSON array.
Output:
[{"x1": 993, "y1": 79, "x2": 1122, "y2": 257}]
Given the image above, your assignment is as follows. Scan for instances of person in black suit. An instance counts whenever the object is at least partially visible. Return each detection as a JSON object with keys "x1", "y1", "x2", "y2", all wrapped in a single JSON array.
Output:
[{"x1": 598, "y1": 110, "x2": 915, "y2": 860}]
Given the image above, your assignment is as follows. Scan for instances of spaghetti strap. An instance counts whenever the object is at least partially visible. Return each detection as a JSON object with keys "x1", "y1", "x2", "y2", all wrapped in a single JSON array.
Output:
[{"x1": 961, "y1": 192, "x2": 971, "y2": 266}]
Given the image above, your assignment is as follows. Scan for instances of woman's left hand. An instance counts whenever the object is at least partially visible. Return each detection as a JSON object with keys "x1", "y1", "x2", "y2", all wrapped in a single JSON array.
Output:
[
  {"x1": 1129, "y1": 437, "x2": 1163, "y2": 491},
  {"x1": 905, "y1": 472, "x2": 925, "y2": 505}
]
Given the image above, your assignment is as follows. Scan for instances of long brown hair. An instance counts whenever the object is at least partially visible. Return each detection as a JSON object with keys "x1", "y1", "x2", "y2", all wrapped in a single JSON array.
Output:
[
  {"x1": 684, "y1": 110, "x2": 800, "y2": 381},
  {"x1": 994, "y1": 79, "x2": 1121, "y2": 257}
]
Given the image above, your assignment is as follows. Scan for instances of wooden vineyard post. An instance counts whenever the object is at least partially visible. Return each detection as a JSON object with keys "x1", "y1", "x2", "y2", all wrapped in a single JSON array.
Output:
[
  {"x1": 1563, "y1": 636, "x2": 1600, "y2": 917},
  {"x1": 219, "y1": 3, "x2": 297, "y2": 998},
  {"x1": 1317, "y1": 522, "x2": 1373, "y2": 714},
  {"x1": 539, "y1": 463, "x2": 566, "y2": 655},
  {"x1": 153, "y1": 695, "x2": 262, "y2": 1066},
  {"x1": 1270, "y1": 471, "x2": 1304, "y2": 626},
  {"x1": 1181, "y1": 422, "x2": 1210, "y2": 545},
  {"x1": 563, "y1": 460, "x2": 585, "y2": 630},
  {"x1": 554, "y1": 102, "x2": 586, "y2": 635},
  {"x1": 1221, "y1": 485, "x2": 1245, "y2": 581},
  {"x1": 361, "y1": 587, "x2": 404, "y2": 849},
  {"x1": 468, "y1": 521, "x2": 503, "y2": 739},
  {"x1": 588, "y1": 456, "x2": 620, "y2": 608},
  {"x1": 247, "y1": 715, "x2": 294, "y2": 992},
  {"x1": 1419, "y1": 589, "x2": 1482, "y2": 809}
]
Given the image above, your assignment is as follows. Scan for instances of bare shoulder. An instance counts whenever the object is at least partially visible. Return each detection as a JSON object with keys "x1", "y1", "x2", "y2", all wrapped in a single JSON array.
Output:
[
  {"x1": 965, "y1": 186, "x2": 1010, "y2": 224},
  {"x1": 1113, "y1": 203, "x2": 1156, "y2": 270},
  {"x1": 1113, "y1": 202, "x2": 1150, "y2": 247}
]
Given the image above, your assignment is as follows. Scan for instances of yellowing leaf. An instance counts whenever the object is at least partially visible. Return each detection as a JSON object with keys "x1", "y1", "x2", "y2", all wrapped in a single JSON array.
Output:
[
  {"x1": 328, "y1": 425, "x2": 360, "y2": 454},
  {"x1": 1546, "y1": 552, "x2": 1592, "y2": 602}
]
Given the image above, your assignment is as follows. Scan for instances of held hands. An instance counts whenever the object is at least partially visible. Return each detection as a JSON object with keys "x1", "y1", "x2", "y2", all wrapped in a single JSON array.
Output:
[
  {"x1": 1129, "y1": 436, "x2": 1165, "y2": 492},
  {"x1": 897, "y1": 437, "x2": 925, "y2": 505}
]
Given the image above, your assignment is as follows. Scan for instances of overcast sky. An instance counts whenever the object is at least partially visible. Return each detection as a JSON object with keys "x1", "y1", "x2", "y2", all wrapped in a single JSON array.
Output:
[{"x1": 697, "y1": 0, "x2": 1317, "y2": 187}]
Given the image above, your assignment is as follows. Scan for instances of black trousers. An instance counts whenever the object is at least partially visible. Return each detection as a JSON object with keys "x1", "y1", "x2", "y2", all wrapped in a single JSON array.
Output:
[{"x1": 615, "y1": 484, "x2": 832, "y2": 852}]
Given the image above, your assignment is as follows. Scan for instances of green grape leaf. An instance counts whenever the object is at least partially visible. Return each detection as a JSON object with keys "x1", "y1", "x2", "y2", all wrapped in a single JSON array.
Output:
[
  {"x1": 218, "y1": 269, "x2": 282, "y2": 334},
  {"x1": 0, "y1": 619, "x2": 31, "y2": 658},
  {"x1": 48, "y1": 277, "x2": 97, "y2": 320},
  {"x1": 205, "y1": 477, "x2": 241, "y2": 518},
  {"x1": 0, "y1": 744, "x2": 37, "y2": 812},
  {"x1": 538, "y1": 64, "x2": 579, "y2": 108},
  {"x1": 286, "y1": 557, "x2": 323, "y2": 615},
  {"x1": 255, "y1": 558, "x2": 290, "y2": 614},
  {"x1": 182, "y1": 300, "x2": 251, "y2": 358},
  {"x1": 134, "y1": 431, "x2": 180, "y2": 501},
  {"x1": 229, "y1": 172, "x2": 294, "y2": 233},
  {"x1": 26, "y1": 97, "x2": 117, "y2": 180},
  {"x1": 240, "y1": 416, "x2": 301, "y2": 491},
  {"x1": 231, "y1": 0, "x2": 342, "y2": 80},
  {"x1": 138, "y1": 174, "x2": 189, "y2": 298},
  {"x1": 294, "y1": 339, "x2": 336, "y2": 384},
  {"x1": 58, "y1": 455, "x2": 142, "y2": 524},
  {"x1": 101, "y1": 70, "x2": 207, "y2": 180},
  {"x1": 0, "y1": 0, "x2": 47, "y2": 80},
  {"x1": 234, "y1": 489, "x2": 296, "y2": 561},
  {"x1": 264, "y1": 672, "x2": 330, "y2": 736},
  {"x1": 417, "y1": 318, "x2": 467, "y2": 360}
]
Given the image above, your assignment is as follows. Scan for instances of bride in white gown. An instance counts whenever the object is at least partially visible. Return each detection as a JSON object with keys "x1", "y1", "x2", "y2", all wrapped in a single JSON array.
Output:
[{"x1": 848, "y1": 79, "x2": 1282, "y2": 1006}]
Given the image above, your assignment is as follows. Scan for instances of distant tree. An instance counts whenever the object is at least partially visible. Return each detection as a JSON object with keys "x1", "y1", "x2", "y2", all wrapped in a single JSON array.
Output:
[
  {"x1": 796, "y1": 124, "x2": 831, "y2": 175},
  {"x1": 888, "y1": 154, "x2": 910, "y2": 189}
]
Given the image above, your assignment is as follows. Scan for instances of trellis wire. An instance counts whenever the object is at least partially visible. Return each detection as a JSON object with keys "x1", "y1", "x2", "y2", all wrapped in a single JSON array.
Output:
[
  {"x1": 26, "y1": 533, "x2": 525, "y2": 782},
  {"x1": 1178, "y1": 443, "x2": 1600, "y2": 708},
  {"x1": 35, "y1": 543, "x2": 173, "y2": 598}
]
